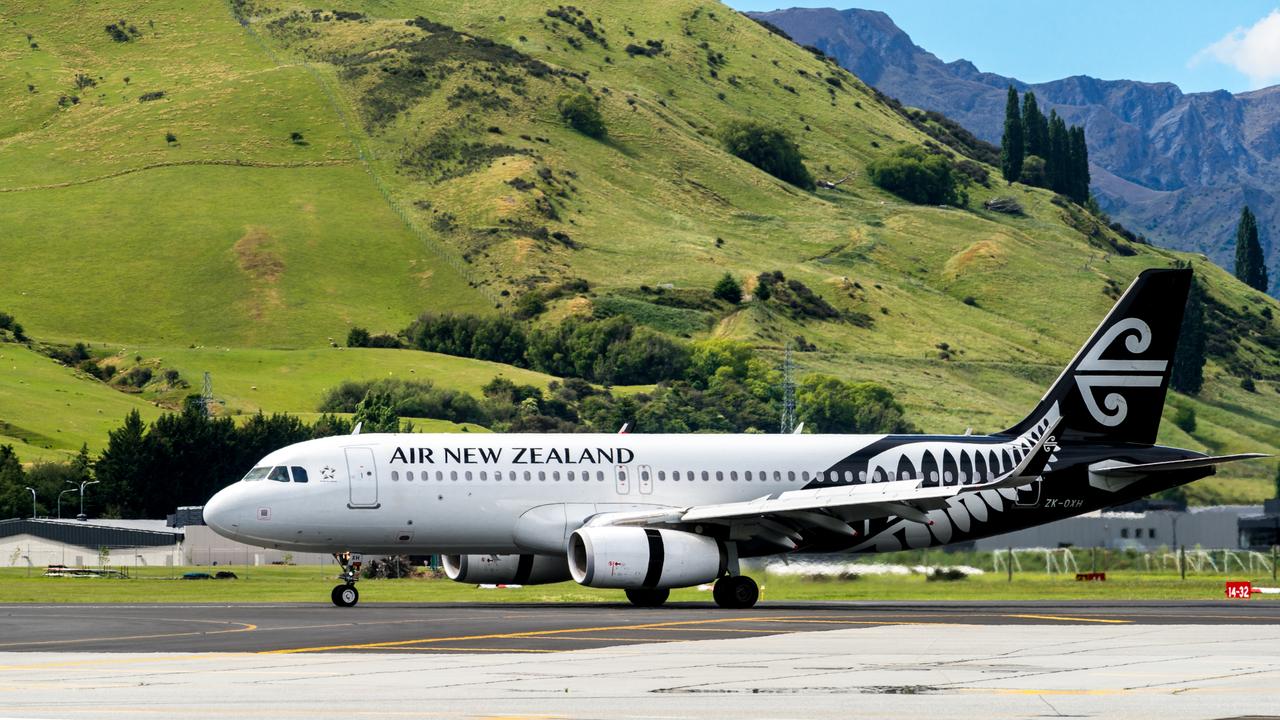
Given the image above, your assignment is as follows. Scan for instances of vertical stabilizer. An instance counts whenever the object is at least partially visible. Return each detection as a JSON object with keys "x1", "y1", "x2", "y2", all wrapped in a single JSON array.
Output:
[{"x1": 1001, "y1": 268, "x2": 1192, "y2": 445}]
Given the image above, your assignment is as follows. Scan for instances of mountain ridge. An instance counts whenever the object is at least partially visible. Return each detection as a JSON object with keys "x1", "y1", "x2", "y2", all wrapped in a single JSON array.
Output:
[{"x1": 752, "y1": 7, "x2": 1280, "y2": 296}]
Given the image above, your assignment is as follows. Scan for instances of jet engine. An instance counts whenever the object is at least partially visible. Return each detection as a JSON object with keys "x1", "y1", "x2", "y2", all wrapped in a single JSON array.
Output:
[
  {"x1": 568, "y1": 527, "x2": 726, "y2": 589},
  {"x1": 442, "y1": 553, "x2": 571, "y2": 585}
]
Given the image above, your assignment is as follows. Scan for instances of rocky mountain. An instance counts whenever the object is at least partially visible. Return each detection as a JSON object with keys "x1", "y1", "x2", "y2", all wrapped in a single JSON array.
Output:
[{"x1": 752, "y1": 7, "x2": 1280, "y2": 296}]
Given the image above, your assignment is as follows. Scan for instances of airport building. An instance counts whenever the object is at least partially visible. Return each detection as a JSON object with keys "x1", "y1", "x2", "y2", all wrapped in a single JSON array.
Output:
[{"x1": 969, "y1": 504, "x2": 1262, "y2": 551}]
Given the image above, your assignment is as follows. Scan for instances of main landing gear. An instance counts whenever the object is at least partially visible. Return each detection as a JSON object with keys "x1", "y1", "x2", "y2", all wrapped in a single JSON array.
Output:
[
  {"x1": 713, "y1": 575, "x2": 759, "y2": 609},
  {"x1": 331, "y1": 552, "x2": 361, "y2": 608}
]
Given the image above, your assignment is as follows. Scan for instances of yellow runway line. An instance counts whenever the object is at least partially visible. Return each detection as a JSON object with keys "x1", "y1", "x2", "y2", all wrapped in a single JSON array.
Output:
[
  {"x1": 0, "y1": 622, "x2": 258, "y2": 650},
  {"x1": 1003, "y1": 614, "x2": 1131, "y2": 624},
  {"x1": 262, "y1": 615, "x2": 821, "y2": 654}
]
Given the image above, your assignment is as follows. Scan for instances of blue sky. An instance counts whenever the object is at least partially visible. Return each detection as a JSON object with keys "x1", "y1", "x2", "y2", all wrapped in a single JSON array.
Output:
[{"x1": 725, "y1": 1, "x2": 1280, "y2": 93}]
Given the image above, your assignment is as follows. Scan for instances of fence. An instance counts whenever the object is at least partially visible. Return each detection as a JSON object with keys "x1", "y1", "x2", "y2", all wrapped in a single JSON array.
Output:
[{"x1": 989, "y1": 545, "x2": 1280, "y2": 580}]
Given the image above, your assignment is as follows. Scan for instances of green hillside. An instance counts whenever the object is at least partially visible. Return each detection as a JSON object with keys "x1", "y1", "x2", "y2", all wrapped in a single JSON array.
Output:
[{"x1": 1, "y1": 1, "x2": 1277, "y2": 503}]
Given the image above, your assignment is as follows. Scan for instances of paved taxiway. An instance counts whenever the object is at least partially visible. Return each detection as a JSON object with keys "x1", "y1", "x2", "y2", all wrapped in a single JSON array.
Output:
[
  {"x1": 2, "y1": 601, "x2": 1279, "y2": 654},
  {"x1": 3, "y1": 603, "x2": 1280, "y2": 719}
]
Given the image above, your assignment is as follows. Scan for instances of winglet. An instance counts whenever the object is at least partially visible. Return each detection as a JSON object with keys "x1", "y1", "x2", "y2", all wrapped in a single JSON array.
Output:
[
  {"x1": 792, "y1": 422, "x2": 805, "y2": 435},
  {"x1": 617, "y1": 423, "x2": 629, "y2": 435},
  {"x1": 352, "y1": 421, "x2": 362, "y2": 436}
]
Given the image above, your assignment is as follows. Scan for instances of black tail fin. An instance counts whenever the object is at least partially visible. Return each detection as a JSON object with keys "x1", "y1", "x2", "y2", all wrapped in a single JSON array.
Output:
[{"x1": 1001, "y1": 268, "x2": 1192, "y2": 445}]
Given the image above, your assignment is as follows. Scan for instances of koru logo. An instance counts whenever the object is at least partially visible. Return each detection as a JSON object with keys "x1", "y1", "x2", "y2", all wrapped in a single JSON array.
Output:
[
  {"x1": 1074, "y1": 318, "x2": 1166, "y2": 426},
  {"x1": 321, "y1": 465, "x2": 336, "y2": 481}
]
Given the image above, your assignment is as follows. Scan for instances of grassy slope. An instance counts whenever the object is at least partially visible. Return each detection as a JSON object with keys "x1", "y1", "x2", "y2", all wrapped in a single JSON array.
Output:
[
  {"x1": 0, "y1": 0, "x2": 489, "y2": 348},
  {"x1": 0, "y1": 1, "x2": 1276, "y2": 502},
  {"x1": 0, "y1": 343, "x2": 163, "y2": 462}
]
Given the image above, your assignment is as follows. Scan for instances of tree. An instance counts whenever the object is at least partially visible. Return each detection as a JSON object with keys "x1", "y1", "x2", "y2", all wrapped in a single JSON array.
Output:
[
  {"x1": 1000, "y1": 86, "x2": 1024, "y2": 183},
  {"x1": 1019, "y1": 154, "x2": 1046, "y2": 187},
  {"x1": 353, "y1": 388, "x2": 402, "y2": 433},
  {"x1": 1235, "y1": 206, "x2": 1269, "y2": 292},
  {"x1": 867, "y1": 145, "x2": 963, "y2": 206},
  {"x1": 713, "y1": 273, "x2": 742, "y2": 305},
  {"x1": 1274, "y1": 462, "x2": 1280, "y2": 500},
  {"x1": 1047, "y1": 110, "x2": 1069, "y2": 195},
  {"x1": 346, "y1": 326, "x2": 370, "y2": 347},
  {"x1": 1021, "y1": 91, "x2": 1048, "y2": 158},
  {"x1": 95, "y1": 410, "x2": 149, "y2": 517},
  {"x1": 796, "y1": 376, "x2": 915, "y2": 434},
  {"x1": 1068, "y1": 125, "x2": 1090, "y2": 204},
  {"x1": 1170, "y1": 277, "x2": 1205, "y2": 394},
  {"x1": 721, "y1": 121, "x2": 815, "y2": 190},
  {"x1": 558, "y1": 93, "x2": 606, "y2": 139},
  {"x1": 0, "y1": 445, "x2": 29, "y2": 519}
]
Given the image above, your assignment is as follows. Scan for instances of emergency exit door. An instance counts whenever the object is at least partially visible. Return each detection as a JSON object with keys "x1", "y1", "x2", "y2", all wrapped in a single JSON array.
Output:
[
  {"x1": 345, "y1": 447, "x2": 379, "y2": 508},
  {"x1": 614, "y1": 464, "x2": 630, "y2": 495}
]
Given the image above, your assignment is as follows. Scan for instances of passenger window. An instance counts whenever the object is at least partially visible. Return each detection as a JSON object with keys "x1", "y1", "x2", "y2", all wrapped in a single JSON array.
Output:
[
  {"x1": 641, "y1": 469, "x2": 650, "y2": 481},
  {"x1": 729, "y1": 471, "x2": 738, "y2": 481},
  {"x1": 828, "y1": 470, "x2": 838, "y2": 482},
  {"x1": 701, "y1": 471, "x2": 709, "y2": 481},
  {"x1": 859, "y1": 471, "x2": 867, "y2": 483},
  {"x1": 715, "y1": 471, "x2": 723, "y2": 481},
  {"x1": 596, "y1": 470, "x2": 605, "y2": 481},
  {"x1": 242, "y1": 467, "x2": 271, "y2": 482},
  {"x1": 525, "y1": 471, "x2": 533, "y2": 481},
  {"x1": 844, "y1": 470, "x2": 854, "y2": 483},
  {"x1": 493, "y1": 470, "x2": 502, "y2": 481},
  {"x1": 465, "y1": 471, "x2": 473, "y2": 481},
  {"x1": 291, "y1": 467, "x2": 308, "y2": 483},
  {"x1": 450, "y1": 470, "x2": 458, "y2": 481},
  {"x1": 392, "y1": 471, "x2": 400, "y2": 482},
  {"x1": 788, "y1": 471, "x2": 796, "y2": 481},
  {"x1": 801, "y1": 471, "x2": 810, "y2": 481},
  {"x1": 672, "y1": 470, "x2": 681, "y2": 481},
  {"x1": 658, "y1": 470, "x2": 666, "y2": 481},
  {"x1": 773, "y1": 470, "x2": 782, "y2": 481},
  {"x1": 267, "y1": 466, "x2": 289, "y2": 483},
  {"x1": 480, "y1": 471, "x2": 487, "y2": 481},
  {"x1": 553, "y1": 471, "x2": 561, "y2": 481},
  {"x1": 539, "y1": 471, "x2": 546, "y2": 481}
]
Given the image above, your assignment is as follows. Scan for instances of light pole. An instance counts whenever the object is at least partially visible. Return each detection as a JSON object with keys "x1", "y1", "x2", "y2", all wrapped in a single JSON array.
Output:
[
  {"x1": 24, "y1": 487, "x2": 36, "y2": 519},
  {"x1": 76, "y1": 480, "x2": 99, "y2": 521},
  {"x1": 57, "y1": 487, "x2": 77, "y2": 519}
]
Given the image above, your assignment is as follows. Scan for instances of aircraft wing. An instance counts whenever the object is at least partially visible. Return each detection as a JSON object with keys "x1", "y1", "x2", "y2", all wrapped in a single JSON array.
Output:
[{"x1": 583, "y1": 419, "x2": 1064, "y2": 549}]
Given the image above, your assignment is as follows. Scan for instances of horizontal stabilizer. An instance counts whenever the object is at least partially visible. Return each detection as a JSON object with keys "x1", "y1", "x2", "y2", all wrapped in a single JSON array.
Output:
[{"x1": 1091, "y1": 453, "x2": 1269, "y2": 478}]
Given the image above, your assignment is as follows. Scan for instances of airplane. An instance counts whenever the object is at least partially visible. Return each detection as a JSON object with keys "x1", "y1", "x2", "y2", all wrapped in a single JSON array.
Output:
[{"x1": 203, "y1": 268, "x2": 1265, "y2": 609}]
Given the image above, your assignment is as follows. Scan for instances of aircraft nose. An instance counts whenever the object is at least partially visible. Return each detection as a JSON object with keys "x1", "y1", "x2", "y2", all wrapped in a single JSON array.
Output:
[{"x1": 203, "y1": 485, "x2": 243, "y2": 538}]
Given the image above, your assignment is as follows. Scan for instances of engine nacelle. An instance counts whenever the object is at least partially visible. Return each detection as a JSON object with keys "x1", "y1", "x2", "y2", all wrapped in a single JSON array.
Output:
[
  {"x1": 442, "y1": 553, "x2": 571, "y2": 585},
  {"x1": 568, "y1": 527, "x2": 726, "y2": 589}
]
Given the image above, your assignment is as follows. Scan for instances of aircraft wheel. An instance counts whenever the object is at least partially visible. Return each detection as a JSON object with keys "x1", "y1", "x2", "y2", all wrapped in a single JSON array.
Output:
[
  {"x1": 714, "y1": 576, "x2": 758, "y2": 609},
  {"x1": 331, "y1": 584, "x2": 359, "y2": 607},
  {"x1": 625, "y1": 588, "x2": 670, "y2": 607}
]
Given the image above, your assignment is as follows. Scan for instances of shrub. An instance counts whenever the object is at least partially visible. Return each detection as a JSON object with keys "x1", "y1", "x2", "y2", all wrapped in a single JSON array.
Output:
[
  {"x1": 1241, "y1": 377, "x2": 1257, "y2": 393},
  {"x1": 867, "y1": 145, "x2": 963, "y2": 206},
  {"x1": 712, "y1": 273, "x2": 742, "y2": 304},
  {"x1": 164, "y1": 132, "x2": 177, "y2": 144},
  {"x1": 1019, "y1": 154, "x2": 1047, "y2": 187},
  {"x1": 558, "y1": 93, "x2": 606, "y2": 139},
  {"x1": 346, "y1": 327, "x2": 371, "y2": 348},
  {"x1": 137, "y1": 90, "x2": 166, "y2": 102},
  {"x1": 1173, "y1": 405, "x2": 1196, "y2": 433},
  {"x1": 721, "y1": 121, "x2": 815, "y2": 190}
]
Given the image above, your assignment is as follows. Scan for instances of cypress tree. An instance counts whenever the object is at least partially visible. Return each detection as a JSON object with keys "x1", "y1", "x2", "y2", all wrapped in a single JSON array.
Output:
[
  {"x1": 1234, "y1": 206, "x2": 1269, "y2": 292},
  {"x1": 1021, "y1": 91, "x2": 1047, "y2": 158},
  {"x1": 1000, "y1": 86, "x2": 1024, "y2": 183},
  {"x1": 1170, "y1": 276, "x2": 1205, "y2": 395},
  {"x1": 1047, "y1": 111, "x2": 1069, "y2": 194},
  {"x1": 1068, "y1": 125, "x2": 1090, "y2": 204}
]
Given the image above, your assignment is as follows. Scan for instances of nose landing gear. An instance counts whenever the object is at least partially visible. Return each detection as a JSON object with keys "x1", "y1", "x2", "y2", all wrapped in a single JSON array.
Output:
[{"x1": 331, "y1": 552, "x2": 361, "y2": 608}]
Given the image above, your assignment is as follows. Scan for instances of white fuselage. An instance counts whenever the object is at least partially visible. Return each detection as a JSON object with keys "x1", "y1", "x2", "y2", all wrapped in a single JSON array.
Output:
[{"x1": 202, "y1": 430, "x2": 1041, "y2": 556}]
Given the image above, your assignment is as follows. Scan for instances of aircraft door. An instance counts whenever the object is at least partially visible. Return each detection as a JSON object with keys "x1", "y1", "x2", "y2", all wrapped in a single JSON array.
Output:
[
  {"x1": 1015, "y1": 480, "x2": 1041, "y2": 507},
  {"x1": 345, "y1": 447, "x2": 379, "y2": 508},
  {"x1": 637, "y1": 464, "x2": 653, "y2": 495},
  {"x1": 614, "y1": 464, "x2": 631, "y2": 495}
]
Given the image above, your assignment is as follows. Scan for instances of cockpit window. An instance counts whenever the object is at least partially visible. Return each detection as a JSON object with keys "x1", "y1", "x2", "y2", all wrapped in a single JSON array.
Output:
[
  {"x1": 267, "y1": 466, "x2": 290, "y2": 483},
  {"x1": 242, "y1": 467, "x2": 270, "y2": 482},
  {"x1": 291, "y1": 466, "x2": 309, "y2": 483}
]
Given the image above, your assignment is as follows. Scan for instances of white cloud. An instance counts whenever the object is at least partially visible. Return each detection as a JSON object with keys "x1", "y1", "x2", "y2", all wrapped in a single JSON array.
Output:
[{"x1": 1191, "y1": 9, "x2": 1280, "y2": 88}]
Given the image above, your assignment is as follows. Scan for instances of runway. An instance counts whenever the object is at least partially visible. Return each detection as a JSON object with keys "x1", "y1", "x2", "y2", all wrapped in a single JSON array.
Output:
[{"x1": 0, "y1": 600, "x2": 1278, "y2": 654}]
